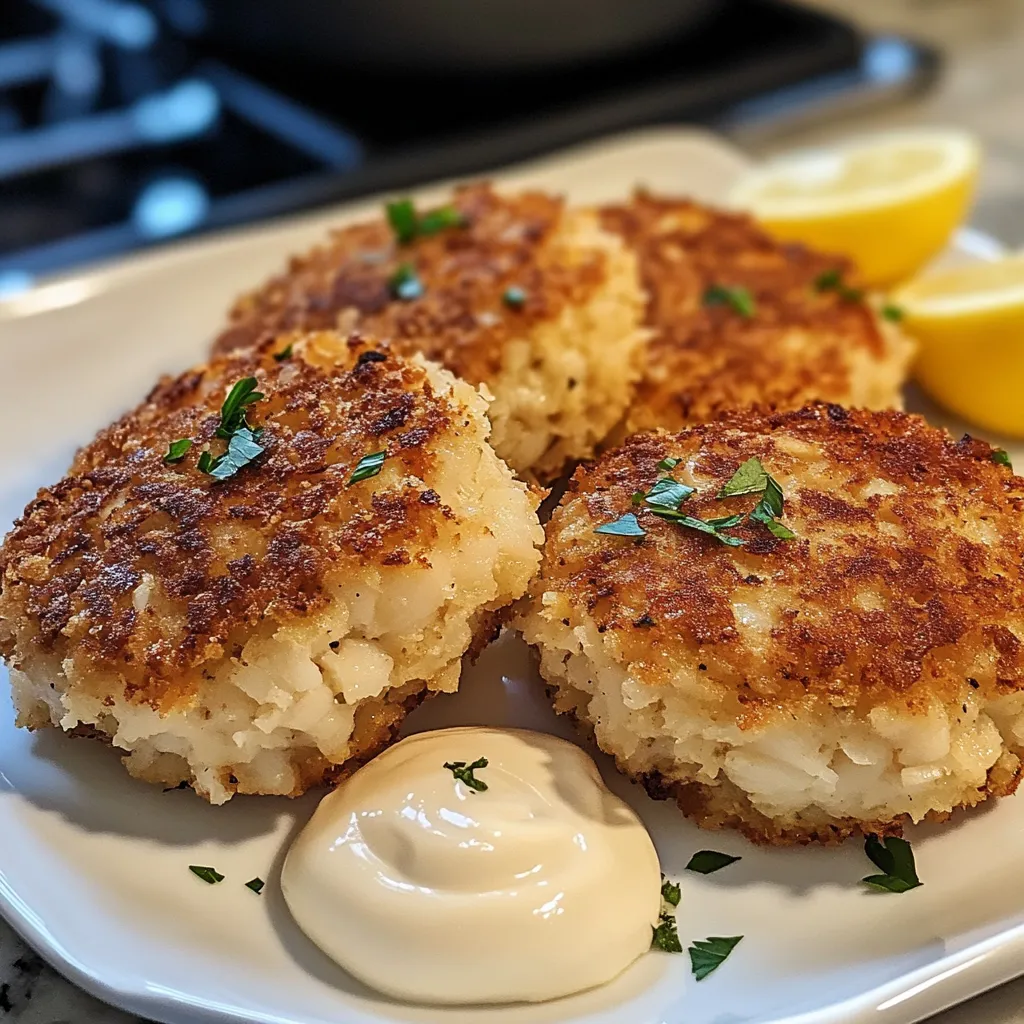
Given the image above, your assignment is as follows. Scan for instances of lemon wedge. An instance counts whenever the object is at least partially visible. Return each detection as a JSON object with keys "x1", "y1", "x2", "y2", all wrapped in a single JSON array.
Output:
[
  {"x1": 894, "y1": 255, "x2": 1024, "y2": 437},
  {"x1": 730, "y1": 130, "x2": 980, "y2": 287}
]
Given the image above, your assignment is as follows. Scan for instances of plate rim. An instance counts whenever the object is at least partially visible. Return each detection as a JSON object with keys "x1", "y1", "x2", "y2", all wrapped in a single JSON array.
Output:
[{"x1": 0, "y1": 123, "x2": 1017, "y2": 1024}]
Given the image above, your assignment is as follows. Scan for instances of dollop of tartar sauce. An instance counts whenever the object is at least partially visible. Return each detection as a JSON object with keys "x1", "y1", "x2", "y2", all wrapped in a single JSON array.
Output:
[{"x1": 281, "y1": 726, "x2": 662, "y2": 1004}]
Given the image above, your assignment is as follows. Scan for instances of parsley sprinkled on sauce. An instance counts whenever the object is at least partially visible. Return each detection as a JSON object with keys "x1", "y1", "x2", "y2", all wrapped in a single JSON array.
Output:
[
  {"x1": 686, "y1": 850, "x2": 741, "y2": 874},
  {"x1": 189, "y1": 865, "x2": 224, "y2": 884},
  {"x1": 661, "y1": 876, "x2": 681, "y2": 907},
  {"x1": 348, "y1": 450, "x2": 386, "y2": 485},
  {"x1": 444, "y1": 757, "x2": 489, "y2": 792},
  {"x1": 386, "y1": 198, "x2": 466, "y2": 244},
  {"x1": 503, "y1": 286, "x2": 527, "y2": 309},
  {"x1": 273, "y1": 343, "x2": 294, "y2": 362},
  {"x1": 388, "y1": 262, "x2": 424, "y2": 301},
  {"x1": 594, "y1": 512, "x2": 646, "y2": 537},
  {"x1": 814, "y1": 267, "x2": 863, "y2": 302},
  {"x1": 652, "y1": 913, "x2": 683, "y2": 953},
  {"x1": 245, "y1": 877, "x2": 265, "y2": 894},
  {"x1": 703, "y1": 284, "x2": 756, "y2": 318},
  {"x1": 163, "y1": 439, "x2": 192, "y2": 464},
  {"x1": 992, "y1": 448, "x2": 1012, "y2": 468},
  {"x1": 689, "y1": 936, "x2": 743, "y2": 980},
  {"x1": 862, "y1": 835, "x2": 921, "y2": 893},
  {"x1": 881, "y1": 304, "x2": 905, "y2": 322}
]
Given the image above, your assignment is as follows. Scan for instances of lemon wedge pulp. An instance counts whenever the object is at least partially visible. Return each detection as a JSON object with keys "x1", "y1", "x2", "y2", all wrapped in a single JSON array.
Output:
[
  {"x1": 894, "y1": 255, "x2": 1024, "y2": 437},
  {"x1": 729, "y1": 130, "x2": 980, "y2": 287}
]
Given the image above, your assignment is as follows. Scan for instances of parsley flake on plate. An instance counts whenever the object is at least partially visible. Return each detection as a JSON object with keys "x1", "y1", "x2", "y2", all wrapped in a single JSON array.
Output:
[
  {"x1": 189, "y1": 865, "x2": 224, "y2": 885},
  {"x1": 661, "y1": 876, "x2": 681, "y2": 907},
  {"x1": 686, "y1": 850, "x2": 742, "y2": 874},
  {"x1": 703, "y1": 284, "x2": 756, "y2": 318},
  {"x1": 444, "y1": 757, "x2": 488, "y2": 792},
  {"x1": 245, "y1": 877, "x2": 265, "y2": 895},
  {"x1": 348, "y1": 450, "x2": 386, "y2": 486},
  {"x1": 862, "y1": 835, "x2": 921, "y2": 893},
  {"x1": 689, "y1": 935, "x2": 743, "y2": 980},
  {"x1": 651, "y1": 912, "x2": 683, "y2": 954},
  {"x1": 163, "y1": 438, "x2": 192, "y2": 465}
]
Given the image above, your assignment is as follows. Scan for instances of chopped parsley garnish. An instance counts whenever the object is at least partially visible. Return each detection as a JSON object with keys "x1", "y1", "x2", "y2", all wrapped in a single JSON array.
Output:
[
  {"x1": 189, "y1": 865, "x2": 224, "y2": 885},
  {"x1": 594, "y1": 512, "x2": 646, "y2": 537},
  {"x1": 881, "y1": 304, "x2": 905, "y2": 322},
  {"x1": 273, "y1": 343, "x2": 293, "y2": 362},
  {"x1": 650, "y1": 509, "x2": 745, "y2": 547},
  {"x1": 417, "y1": 205, "x2": 466, "y2": 236},
  {"x1": 385, "y1": 199, "x2": 419, "y2": 244},
  {"x1": 814, "y1": 267, "x2": 863, "y2": 302},
  {"x1": 658, "y1": 456, "x2": 681, "y2": 471},
  {"x1": 503, "y1": 286, "x2": 527, "y2": 309},
  {"x1": 718, "y1": 457, "x2": 796, "y2": 540},
  {"x1": 205, "y1": 427, "x2": 264, "y2": 481},
  {"x1": 216, "y1": 377, "x2": 264, "y2": 438},
  {"x1": 992, "y1": 448, "x2": 1012, "y2": 468},
  {"x1": 661, "y1": 876, "x2": 681, "y2": 907},
  {"x1": 718, "y1": 458, "x2": 768, "y2": 498},
  {"x1": 651, "y1": 912, "x2": 683, "y2": 953},
  {"x1": 703, "y1": 284, "x2": 756, "y2": 318},
  {"x1": 192, "y1": 377, "x2": 267, "y2": 481},
  {"x1": 686, "y1": 850, "x2": 742, "y2": 874},
  {"x1": 862, "y1": 835, "x2": 921, "y2": 893},
  {"x1": 245, "y1": 877, "x2": 265, "y2": 894},
  {"x1": 444, "y1": 757, "x2": 489, "y2": 792},
  {"x1": 634, "y1": 476, "x2": 694, "y2": 511},
  {"x1": 689, "y1": 935, "x2": 743, "y2": 980},
  {"x1": 163, "y1": 438, "x2": 192, "y2": 464},
  {"x1": 348, "y1": 450, "x2": 386, "y2": 485},
  {"x1": 386, "y1": 197, "x2": 465, "y2": 244},
  {"x1": 388, "y1": 262, "x2": 424, "y2": 301}
]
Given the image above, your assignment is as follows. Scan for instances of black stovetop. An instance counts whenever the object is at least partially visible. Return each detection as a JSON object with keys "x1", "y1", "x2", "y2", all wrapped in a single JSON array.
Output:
[{"x1": 0, "y1": 0, "x2": 937, "y2": 287}]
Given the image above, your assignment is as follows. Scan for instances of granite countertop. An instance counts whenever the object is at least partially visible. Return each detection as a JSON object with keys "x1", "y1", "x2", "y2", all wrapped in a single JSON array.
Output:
[{"x1": 5, "y1": 1, "x2": 1024, "y2": 1022}]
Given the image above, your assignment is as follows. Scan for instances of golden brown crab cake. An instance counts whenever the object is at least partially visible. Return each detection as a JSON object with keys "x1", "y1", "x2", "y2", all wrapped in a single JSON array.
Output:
[
  {"x1": 214, "y1": 183, "x2": 646, "y2": 481},
  {"x1": 599, "y1": 192, "x2": 914, "y2": 435},
  {"x1": 518, "y1": 404, "x2": 1024, "y2": 845},
  {"x1": 0, "y1": 331, "x2": 543, "y2": 804}
]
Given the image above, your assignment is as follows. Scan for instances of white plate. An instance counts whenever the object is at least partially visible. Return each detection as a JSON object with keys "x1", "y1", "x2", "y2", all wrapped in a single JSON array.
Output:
[{"x1": 2, "y1": 127, "x2": 1023, "y2": 1024}]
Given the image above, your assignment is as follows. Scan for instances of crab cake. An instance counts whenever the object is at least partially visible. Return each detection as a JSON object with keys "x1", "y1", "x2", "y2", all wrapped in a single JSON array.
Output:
[
  {"x1": 600, "y1": 192, "x2": 914, "y2": 435},
  {"x1": 214, "y1": 183, "x2": 646, "y2": 481},
  {"x1": 0, "y1": 331, "x2": 543, "y2": 804},
  {"x1": 519, "y1": 405, "x2": 1024, "y2": 845}
]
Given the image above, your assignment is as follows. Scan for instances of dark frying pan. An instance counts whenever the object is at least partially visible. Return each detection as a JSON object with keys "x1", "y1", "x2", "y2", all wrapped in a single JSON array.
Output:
[{"x1": 186, "y1": 0, "x2": 721, "y2": 75}]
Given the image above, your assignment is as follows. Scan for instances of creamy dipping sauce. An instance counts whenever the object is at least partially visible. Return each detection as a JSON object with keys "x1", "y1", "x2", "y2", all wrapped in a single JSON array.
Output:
[{"x1": 281, "y1": 726, "x2": 661, "y2": 1004}]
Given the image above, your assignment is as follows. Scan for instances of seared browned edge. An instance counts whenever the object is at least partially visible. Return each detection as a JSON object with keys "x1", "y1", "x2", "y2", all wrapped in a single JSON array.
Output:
[
  {"x1": 0, "y1": 331, "x2": 474, "y2": 711},
  {"x1": 214, "y1": 183, "x2": 609, "y2": 388}
]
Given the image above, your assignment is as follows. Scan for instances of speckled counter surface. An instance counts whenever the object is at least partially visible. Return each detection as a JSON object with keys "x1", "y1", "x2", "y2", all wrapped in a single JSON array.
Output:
[{"x1": 4, "y1": 2, "x2": 1024, "y2": 1022}]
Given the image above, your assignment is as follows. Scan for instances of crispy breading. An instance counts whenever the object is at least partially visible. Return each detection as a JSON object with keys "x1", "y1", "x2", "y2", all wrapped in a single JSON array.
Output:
[
  {"x1": 519, "y1": 405, "x2": 1024, "y2": 844},
  {"x1": 600, "y1": 191, "x2": 914, "y2": 433},
  {"x1": 0, "y1": 331, "x2": 544, "y2": 802},
  {"x1": 214, "y1": 183, "x2": 646, "y2": 480}
]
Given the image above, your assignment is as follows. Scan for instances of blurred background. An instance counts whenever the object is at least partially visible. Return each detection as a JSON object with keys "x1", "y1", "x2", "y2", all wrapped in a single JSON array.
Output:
[{"x1": 0, "y1": 0, "x2": 1020, "y2": 291}]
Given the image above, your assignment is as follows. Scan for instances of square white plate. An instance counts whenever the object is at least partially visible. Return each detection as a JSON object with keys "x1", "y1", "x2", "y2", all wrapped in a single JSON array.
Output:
[{"x1": 2, "y1": 127, "x2": 1022, "y2": 1024}]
